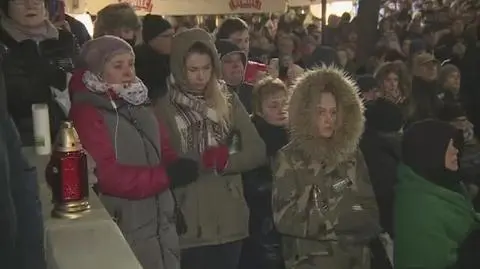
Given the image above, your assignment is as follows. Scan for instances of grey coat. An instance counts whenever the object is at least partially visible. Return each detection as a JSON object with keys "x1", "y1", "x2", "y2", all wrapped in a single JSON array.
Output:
[{"x1": 71, "y1": 87, "x2": 179, "y2": 269}]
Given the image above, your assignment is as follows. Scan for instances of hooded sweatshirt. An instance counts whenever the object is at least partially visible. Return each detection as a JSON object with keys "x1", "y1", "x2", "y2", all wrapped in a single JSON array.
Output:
[{"x1": 394, "y1": 120, "x2": 480, "y2": 269}]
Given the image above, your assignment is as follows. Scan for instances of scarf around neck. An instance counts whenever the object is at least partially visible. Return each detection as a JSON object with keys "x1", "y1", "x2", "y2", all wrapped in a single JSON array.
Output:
[
  {"x1": 1, "y1": 15, "x2": 58, "y2": 42},
  {"x1": 167, "y1": 75, "x2": 230, "y2": 154},
  {"x1": 83, "y1": 71, "x2": 149, "y2": 106}
]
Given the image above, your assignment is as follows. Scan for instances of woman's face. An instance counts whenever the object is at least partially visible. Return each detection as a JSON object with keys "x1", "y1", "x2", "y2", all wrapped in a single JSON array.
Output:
[
  {"x1": 185, "y1": 52, "x2": 212, "y2": 92},
  {"x1": 9, "y1": 0, "x2": 47, "y2": 27},
  {"x1": 444, "y1": 71, "x2": 461, "y2": 93},
  {"x1": 260, "y1": 91, "x2": 288, "y2": 126},
  {"x1": 102, "y1": 52, "x2": 135, "y2": 85},
  {"x1": 316, "y1": 92, "x2": 337, "y2": 138},
  {"x1": 444, "y1": 139, "x2": 459, "y2": 171},
  {"x1": 382, "y1": 72, "x2": 400, "y2": 99}
]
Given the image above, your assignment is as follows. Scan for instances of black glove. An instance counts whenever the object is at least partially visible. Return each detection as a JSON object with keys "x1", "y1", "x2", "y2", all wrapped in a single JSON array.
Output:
[{"x1": 167, "y1": 158, "x2": 199, "y2": 189}]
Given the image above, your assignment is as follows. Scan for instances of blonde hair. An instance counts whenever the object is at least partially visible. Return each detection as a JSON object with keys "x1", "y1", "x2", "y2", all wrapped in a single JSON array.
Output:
[
  {"x1": 252, "y1": 77, "x2": 288, "y2": 114},
  {"x1": 186, "y1": 42, "x2": 231, "y2": 128},
  {"x1": 205, "y1": 76, "x2": 232, "y2": 129}
]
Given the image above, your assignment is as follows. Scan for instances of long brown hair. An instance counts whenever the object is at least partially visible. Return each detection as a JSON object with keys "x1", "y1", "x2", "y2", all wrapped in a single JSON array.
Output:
[{"x1": 374, "y1": 61, "x2": 412, "y2": 99}]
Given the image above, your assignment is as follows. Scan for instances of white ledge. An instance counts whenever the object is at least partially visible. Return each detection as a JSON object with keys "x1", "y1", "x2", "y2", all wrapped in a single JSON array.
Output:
[{"x1": 24, "y1": 148, "x2": 142, "y2": 269}]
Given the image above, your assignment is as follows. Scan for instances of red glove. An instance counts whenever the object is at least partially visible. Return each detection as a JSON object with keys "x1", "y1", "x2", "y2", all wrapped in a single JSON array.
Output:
[{"x1": 202, "y1": 145, "x2": 229, "y2": 172}]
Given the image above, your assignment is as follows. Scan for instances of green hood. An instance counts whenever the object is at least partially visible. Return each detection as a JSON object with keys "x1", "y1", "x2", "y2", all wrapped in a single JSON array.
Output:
[
  {"x1": 396, "y1": 164, "x2": 471, "y2": 208},
  {"x1": 394, "y1": 164, "x2": 480, "y2": 269}
]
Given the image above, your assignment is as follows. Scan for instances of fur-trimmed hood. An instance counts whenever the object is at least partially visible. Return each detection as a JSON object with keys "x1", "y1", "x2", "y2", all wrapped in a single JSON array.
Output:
[{"x1": 288, "y1": 67, "x2": 365, "y2": 167}]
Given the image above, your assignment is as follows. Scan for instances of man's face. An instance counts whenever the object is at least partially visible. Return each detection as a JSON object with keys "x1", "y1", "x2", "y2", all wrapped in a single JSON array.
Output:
[
  {"x1": 228, "y1": 30, "x2": 250, "y2": 54},
  {"x1": 149, "y1": 28, "x2": 174, "y2": 55},
  {"x1": 221, "y1": 52, "x2": 245, "y2": 86}
]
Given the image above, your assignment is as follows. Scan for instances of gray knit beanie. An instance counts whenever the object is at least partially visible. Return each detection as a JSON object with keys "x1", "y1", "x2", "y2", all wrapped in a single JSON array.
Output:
[{"x1": 79, "y1": 35, "x2": 134, "y2": 74}]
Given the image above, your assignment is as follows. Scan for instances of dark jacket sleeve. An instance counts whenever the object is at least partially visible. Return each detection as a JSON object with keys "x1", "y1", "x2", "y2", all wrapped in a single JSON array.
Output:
[
  {"x1": 70, "y1": 103, "x2": 171, "y2": 199},
  {"x1": 360, "y1": 140, "x2": 398, "y2": 236},
  {"x1": 3, "y1": 117, "x2": 46, "y2": 269},
  {"x1": 0, "y1": 118, "x2": 17, "y2": 269}
]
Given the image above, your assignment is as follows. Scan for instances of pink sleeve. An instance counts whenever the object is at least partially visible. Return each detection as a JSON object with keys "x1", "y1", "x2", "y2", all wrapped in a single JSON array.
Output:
[{"x1": 69, "y1": 103, "x2": 170, "y2": 199}]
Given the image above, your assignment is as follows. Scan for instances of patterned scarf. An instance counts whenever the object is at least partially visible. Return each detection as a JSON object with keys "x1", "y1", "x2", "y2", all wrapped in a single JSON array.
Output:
[
  {"x1": 83, "y1": 71, "x2": 149, "y2": 105},
  {"x1": 168, "y1": 76, "x2": 230, "y2": 154}
]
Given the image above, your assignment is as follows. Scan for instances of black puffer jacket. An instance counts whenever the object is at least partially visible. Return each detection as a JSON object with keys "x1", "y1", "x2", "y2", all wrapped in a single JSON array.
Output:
[{"x1": 0, "y1": 28, "x2": 78, "y2": 145}]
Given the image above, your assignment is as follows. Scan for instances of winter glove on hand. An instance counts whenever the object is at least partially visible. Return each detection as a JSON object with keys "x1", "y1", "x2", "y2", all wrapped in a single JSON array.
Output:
[
  {"x1": 201, "y1": 145, "x2": 229, "y2": 172},
  {"x1": 167, "y1": 158, "x2": 199, "y2": 189}
]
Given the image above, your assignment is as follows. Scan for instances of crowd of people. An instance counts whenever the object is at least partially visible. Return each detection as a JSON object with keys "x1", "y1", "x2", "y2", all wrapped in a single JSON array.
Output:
[{"x1": 2, "y1": 0, "x2": 480, "y2": 269}]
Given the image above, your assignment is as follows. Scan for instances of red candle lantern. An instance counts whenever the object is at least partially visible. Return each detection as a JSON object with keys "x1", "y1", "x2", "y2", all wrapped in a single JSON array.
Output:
[{"x1": 46, "y1": 121, "x2": 90, "y2": 219}]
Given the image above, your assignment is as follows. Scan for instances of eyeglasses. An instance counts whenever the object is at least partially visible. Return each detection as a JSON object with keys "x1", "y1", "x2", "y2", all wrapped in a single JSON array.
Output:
[{"x1": 11, "y1": 0, "x2": 43, "y2": 6}]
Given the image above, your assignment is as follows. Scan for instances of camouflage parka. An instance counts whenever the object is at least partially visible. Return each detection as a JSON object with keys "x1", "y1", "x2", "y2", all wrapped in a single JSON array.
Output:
[{"x1": 272, "y1": 67, "x2": 381, "y2": 269}]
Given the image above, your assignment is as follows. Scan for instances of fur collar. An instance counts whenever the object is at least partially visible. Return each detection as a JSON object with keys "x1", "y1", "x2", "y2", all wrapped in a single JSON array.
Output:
[{"x1": 288, "y1": 67, "x2": 365, "y2": 168}]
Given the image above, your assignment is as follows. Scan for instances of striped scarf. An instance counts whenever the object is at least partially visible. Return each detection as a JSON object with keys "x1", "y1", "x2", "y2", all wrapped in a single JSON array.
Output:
[{"x1": 168, "y1": 77, "x2": 230, "y2": 154}]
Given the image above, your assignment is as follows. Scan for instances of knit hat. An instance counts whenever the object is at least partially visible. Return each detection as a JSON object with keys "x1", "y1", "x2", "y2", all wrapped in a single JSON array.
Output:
[
  {"x1": 439, "y1": 64, "x2": 460, "y2": 87},
  {"x1": 356, "y1": 75, "x2": 378, "y2": 93},
  {"x1": 215, "y1": 40, "x2": 247, "y2": 66},
  {"x1": 142, "y1": 14, "x2": 172, "y2": 43},
  {"x1": 79, "y1": 35, "x2": 134, "y2": 74},
  {"x1": 365, "y1": 98, "x2": 404, "y2": 132}
]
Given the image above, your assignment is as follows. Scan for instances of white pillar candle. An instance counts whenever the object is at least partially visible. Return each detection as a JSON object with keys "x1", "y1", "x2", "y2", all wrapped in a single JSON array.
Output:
[{"x1": 32, "y1": 103, "x2": 52, "y2": 155}]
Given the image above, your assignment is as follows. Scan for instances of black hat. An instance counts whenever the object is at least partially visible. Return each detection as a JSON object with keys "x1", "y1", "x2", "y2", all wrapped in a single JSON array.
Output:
[
  {"x1": 215, "y1": 40, "x2": 247, "y2": 66},
  {"x1": 365, "y1": 99, "x2": 403, "y2": 132},
  {"x1": 356, "y1": 75, "x2": 378, "y2": 93},
  {"x1": 142, "y1": 14, "x2": 172, "y2": 43},
  {"x1": 402, "y1": 119, "x2": 462, "y2": 181}
]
